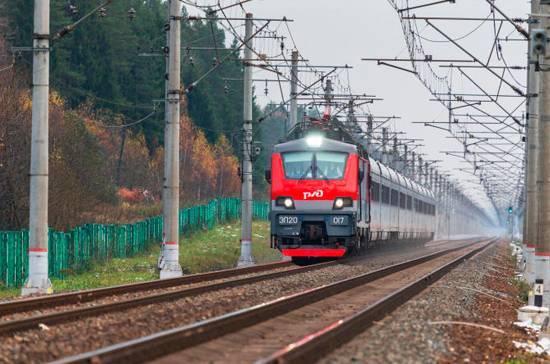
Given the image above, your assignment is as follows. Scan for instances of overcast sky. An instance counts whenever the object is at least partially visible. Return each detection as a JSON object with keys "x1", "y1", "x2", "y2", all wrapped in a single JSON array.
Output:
[{"x1": 186, "y1": 1, "x2": 529, "y2": 221}]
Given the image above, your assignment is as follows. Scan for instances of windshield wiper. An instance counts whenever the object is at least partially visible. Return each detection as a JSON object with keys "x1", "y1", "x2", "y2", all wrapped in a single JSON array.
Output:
[{"x1": 298, "y1": 164, "x2": 313, "y2": 180}]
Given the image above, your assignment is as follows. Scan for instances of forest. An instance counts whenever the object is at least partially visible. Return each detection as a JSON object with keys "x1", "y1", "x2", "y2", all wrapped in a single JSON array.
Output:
[{"x1": 0, "y1": 1, "x2": 284, "y2": 230}]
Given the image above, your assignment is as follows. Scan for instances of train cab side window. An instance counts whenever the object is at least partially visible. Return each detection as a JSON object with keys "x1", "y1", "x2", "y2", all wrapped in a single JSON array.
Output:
[
  {"x1": 371, "y1": 181, "x2": 380, "y2": 202},
  {"x1": 381, "y1": 185, "x2": 390, "y2": 204},
  {"x1": 390, "y1": 190, "x2": 398, "y2": 206},
  {"x1": 407, "y1": 196, "x2": 412, "y2": 210},
  {"x1": 400, "y1": 193, "x2": 406, "y2": 209}
]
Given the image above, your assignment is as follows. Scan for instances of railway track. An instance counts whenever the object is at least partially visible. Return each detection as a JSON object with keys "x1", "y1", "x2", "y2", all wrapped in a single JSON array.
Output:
[
  {"x1": 0, "y1": 259, "x2": 344, "y2": 334},
  {"x1": 49, "y1": 237, "x2": 495, "y2": 364},
  {"x1": 0, "y1": 238, "x2": 470, "y2": 332},
  {"x1": 0, "y1": 260, "x2": 293, "y2": 316}
]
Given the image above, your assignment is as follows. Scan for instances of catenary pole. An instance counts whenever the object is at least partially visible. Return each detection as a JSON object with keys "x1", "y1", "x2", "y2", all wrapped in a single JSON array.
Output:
[
  {"x1": 418, "y1": 155, "x2": 423, "y2": 185},
  {"x1": 446, "y1": 181, "x2": 451, "y2": 239},
  {"x1": 366, "y1": 115, "x2": 373, "y2": 154},
  {"x1": 536, "y1": 1, "x2": 550, "y2": 307},
  {"x1": 22, "y1": 0, "x2": 53, "y2": 296},
  {"x1": 160, "y1": 0, "x2": 183, "y2": 279},
  {"x1": 411, "y1": 152, "x2": 416, "y2": 182},
  {"x1": 525, "y1": 0, "x2": 541, "y2": 294},
  {"x1": 289, "y1": 50, "x2": 298, "y2": 131},
  {"x1": 424, "y1": 162, "x2": 429, "y2": 187},
  {"x1": 381, "y1": 128, "x2": 388, "y2": 164},
  {"x1": 238, "y1": 13, "x2": 255, "y2": 267}
]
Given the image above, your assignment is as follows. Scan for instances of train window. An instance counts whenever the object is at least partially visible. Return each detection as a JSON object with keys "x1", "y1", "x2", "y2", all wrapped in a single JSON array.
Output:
[
  {"x1": 390, "y1": 190, "x2": 398, "y2": 206},
  {"x1": 316, "y1": 151, "x2": 348, "y2": 179},
  {"x1": 282, "y1": 152, "x2": 314, "y2": 179},
  {"x1": 371, "y1": 181, "x2": 380, "y2": 202},
  {"x1": 414, "y1": 199, "x2": 420, "y2": 212},
  {"x1": 282, "y1": 151, "x2": 347, "y2": 180},
  {"x1": 381, "y1": 185, "x2": 390, "y2": 204},
  {"x1": 400, "y1": 193, "x2": 406, "y2": 208},
  {"x1": 433, "y1": 205, "x2": 437, "y2": 215},
  {"x1": 407, "y1": 195, "x2": 412, "y2": 210}
]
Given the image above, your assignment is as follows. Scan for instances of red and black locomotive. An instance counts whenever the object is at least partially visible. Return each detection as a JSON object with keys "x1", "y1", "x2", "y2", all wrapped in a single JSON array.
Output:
[{"x1": 266, "y1": 131, "x2": 436, "y2": 263}]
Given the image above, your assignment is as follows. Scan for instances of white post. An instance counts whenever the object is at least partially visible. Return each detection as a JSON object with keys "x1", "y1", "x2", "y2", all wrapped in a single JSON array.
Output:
[
  {"x1": 22, "y1": 0, "x2": 53, "y2": 296},
  {"x1": 160, "y1": 0, "x2": 183, "y2": 279},
  {"x1": 238, "y1": 13, "x2": 255, "y2": 267}
]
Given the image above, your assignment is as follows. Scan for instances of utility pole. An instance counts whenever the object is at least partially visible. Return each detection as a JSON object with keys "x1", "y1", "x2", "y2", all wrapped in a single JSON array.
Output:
[
  {"x1": 411, "y1": 151, "x2": 416, "y2": 180},
  {"x1": 348, "y1": 100, "x2": 356, "y2": 128},
  {"x1": 160, "y1": 0, "x2": 183, "y2": 279},
  {"x1": 418, "y1": 155, "x2": 423, "y2": 185},
  {"x1": 447, "y1": 182, "x2": 452, "y2": 238},
  {"x1": 366, "y1": 115, "x2": 374, "y2": 155},
  {"x1": 403, "y1": 144, "x2": 409, "y2": 176},
  {"x1": 288, "y1": 50, "x2": 298, "y2": 132},
  {"x1": 23, "y1": 0, "x2": 52, "y2": 296},
  {"x1": 381, "y1": 128, "x2": 388, "y2": 164},
  {"x1": 425, "y1": 162, "x2": 429, "y2": 187},
  {"x1": 525, "y1": 0, "x2": 541, "y2": 293},
  {"x1": 536, "y1": 1, "x2": 550, "y2": 307},
  {"x1": 392, "y1": 135, "x2": 398, "y2": 170},
  {"x1": 238, "y1": 13, "x2": 255, "y2": 267}
]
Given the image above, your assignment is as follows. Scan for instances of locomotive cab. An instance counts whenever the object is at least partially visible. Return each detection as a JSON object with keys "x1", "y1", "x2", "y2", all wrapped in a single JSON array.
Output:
[{"x1": 269, "y1": 135, "x2": 369, "y2": 261}]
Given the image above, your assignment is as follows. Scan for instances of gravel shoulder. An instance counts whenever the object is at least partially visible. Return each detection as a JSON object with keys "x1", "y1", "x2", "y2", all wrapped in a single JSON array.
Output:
[{"x1": 321, "y1": 240, "x2": 547, "y2": 364}]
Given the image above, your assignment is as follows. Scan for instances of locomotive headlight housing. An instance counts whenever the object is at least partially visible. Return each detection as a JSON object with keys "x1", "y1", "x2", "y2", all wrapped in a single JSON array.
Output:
[
  {"x1": 276, "y1": 196, "x2": 295, "y2": 209},
  {"x1": 333, "y1": 197, "x2": 352, "y2": 210},
  {"x1": 305, "y1": 134, "x2": 323, "y2": 148}
]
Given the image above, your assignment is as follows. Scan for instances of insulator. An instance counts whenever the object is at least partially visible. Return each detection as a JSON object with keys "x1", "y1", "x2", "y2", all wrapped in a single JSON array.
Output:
[
  {"x1": 99, "y1": 7, "x2": 107, "y2": 17},
  {"x1": 212, "y1": 57, "x2": 218, "y2": 67},
  {"x1": 189, "y1": 56, "x2": 194, "y2": 66},
  {"x1": 67, "y1": 4, "x2": 78, "y2": 16},
  {"x1": 224, "y1": 84, "x2": 229, "y2": 94},
  {"x1": 128, "y1": 7, "x2": 136, "y2": 20}
]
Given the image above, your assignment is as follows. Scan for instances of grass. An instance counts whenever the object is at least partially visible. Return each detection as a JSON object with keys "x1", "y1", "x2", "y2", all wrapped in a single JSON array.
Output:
[{"x1": 0, "y1": 220, "x2": 279, "y2": 300}]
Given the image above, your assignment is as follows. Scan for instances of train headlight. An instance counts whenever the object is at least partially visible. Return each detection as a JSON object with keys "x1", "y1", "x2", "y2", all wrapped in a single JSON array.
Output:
[
  {"x1": 276, "y1": 197, "x2": 295, "y2": 209},
  {"x1": 305, "y1": 134, "x2": 323, "y2": 148},
  {"x1": 333, "y1": 197, "x2": 352, "y2": 210}
]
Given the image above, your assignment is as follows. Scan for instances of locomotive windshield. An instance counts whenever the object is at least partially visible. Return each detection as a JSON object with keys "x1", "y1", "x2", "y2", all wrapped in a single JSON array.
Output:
[{"x1": 282, "y1": 151, "x2": 347, "y2": 180}]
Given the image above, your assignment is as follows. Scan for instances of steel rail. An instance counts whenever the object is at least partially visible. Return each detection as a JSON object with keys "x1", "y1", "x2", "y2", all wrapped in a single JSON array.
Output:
[
  {"x1": 257, "y1": 238, "x2": 497, "y2": 364},
  {"x1": 0, "y1": 260, "x2": 345, "y2": 335},
  {"x1": 0, "y1": 260, "x2": 291, "y2": 316},
  {"x1": 50, "y1": 237, "x2": 489, "y2": 364}
]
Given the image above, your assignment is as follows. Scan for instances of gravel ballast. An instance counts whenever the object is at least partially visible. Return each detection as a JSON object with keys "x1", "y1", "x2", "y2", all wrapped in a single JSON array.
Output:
[
  {"x1": 0, "y1": 239, "x2": 471, "y2": 363},
  {"x1": 320, "y1": 240, "x2": 542, "y2": 364}
]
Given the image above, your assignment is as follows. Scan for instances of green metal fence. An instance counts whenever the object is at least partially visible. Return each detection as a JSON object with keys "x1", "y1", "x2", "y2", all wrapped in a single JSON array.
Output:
[{"x1": 0, "y1": 198, "x2": 269, "y2": 288}]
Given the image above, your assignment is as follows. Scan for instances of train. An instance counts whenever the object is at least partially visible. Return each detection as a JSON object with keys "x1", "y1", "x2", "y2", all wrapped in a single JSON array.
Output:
[{"x1": 266, "y1": 133, "x2": 437, "y2": 263}]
